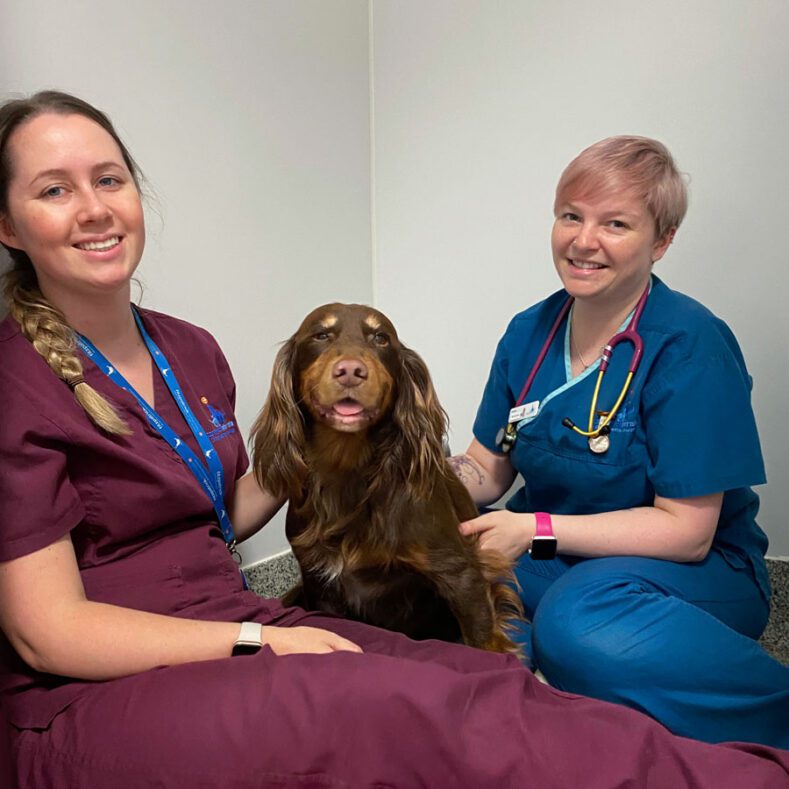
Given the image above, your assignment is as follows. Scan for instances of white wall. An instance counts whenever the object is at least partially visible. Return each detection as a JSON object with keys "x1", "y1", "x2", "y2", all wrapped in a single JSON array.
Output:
[
  {"x1": 372, "y1": 0, "x2": 789, "y2": 556},
  {"x1": 3, "y1": 1, "x2": 788, "y2": 559},
  {"x1": 0, "y1": 0, "x2": 372, "y2": 563}
]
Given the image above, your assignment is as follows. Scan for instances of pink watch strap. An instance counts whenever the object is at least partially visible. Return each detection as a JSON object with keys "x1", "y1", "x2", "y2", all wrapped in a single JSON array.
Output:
[{"x1": 534, "y1": 512, "x2": 553, "y2": 537}]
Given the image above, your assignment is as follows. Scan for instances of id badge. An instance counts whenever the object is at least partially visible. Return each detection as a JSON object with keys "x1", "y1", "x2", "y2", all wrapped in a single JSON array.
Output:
[{"x1": 508, "y1": 400, "x2": 539, "y2": 423}]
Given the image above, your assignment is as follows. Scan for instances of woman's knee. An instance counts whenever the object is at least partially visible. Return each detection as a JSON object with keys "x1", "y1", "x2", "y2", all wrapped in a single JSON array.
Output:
[{"x1": 531, "y1": 562, "x2": 658, "y2": 693}]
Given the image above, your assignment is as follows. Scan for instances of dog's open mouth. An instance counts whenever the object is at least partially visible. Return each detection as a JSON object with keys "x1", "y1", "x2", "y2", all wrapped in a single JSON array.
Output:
[
  {"x1": 332, "y1": 398, "x2": 365, "y2": 417},
  {"x1": 313, "y1": 397, "x2": 379, "y2": 430}
]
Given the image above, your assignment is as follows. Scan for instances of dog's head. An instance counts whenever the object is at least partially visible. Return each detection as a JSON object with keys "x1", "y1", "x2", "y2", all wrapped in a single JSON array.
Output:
[
  {"x1": 252, "y1": 303, "x2": 448, "y2": 498},
  {"x1": 292, "y1": 303, "x2": 400, "y2": 434}
]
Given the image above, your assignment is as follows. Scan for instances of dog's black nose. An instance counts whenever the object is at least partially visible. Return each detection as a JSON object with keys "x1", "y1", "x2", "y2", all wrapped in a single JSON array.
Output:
[{"x1": 333, "y1": 358, "x2": 368, "y2": 386}]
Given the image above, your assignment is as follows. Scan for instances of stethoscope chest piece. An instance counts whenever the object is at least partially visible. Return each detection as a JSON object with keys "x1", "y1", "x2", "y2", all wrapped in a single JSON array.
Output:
[
  {"x1": 587, "y1": 433, "x2": 610, "y2": 454},
  {"x1": 496, "y1": 424, "x2": 517, "y2": 454}
]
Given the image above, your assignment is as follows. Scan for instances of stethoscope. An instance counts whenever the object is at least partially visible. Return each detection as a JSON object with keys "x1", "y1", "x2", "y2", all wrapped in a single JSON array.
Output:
[{"x1": 495, "y1": 283, "x2": 649, "y2": 455}]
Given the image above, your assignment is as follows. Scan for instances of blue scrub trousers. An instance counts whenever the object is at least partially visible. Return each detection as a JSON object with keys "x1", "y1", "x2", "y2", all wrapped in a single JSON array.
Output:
[{"x1": 511, "y1": 550, "x2": 789, "y2": 747}]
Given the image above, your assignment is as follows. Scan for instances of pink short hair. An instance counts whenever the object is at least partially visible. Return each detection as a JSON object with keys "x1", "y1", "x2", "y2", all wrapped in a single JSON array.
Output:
[{"x1": 554, "y1": 136, "x2": 688, "y2": 240}]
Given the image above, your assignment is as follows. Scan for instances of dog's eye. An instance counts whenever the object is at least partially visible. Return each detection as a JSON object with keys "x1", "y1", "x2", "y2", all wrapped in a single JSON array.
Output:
[
  {"x1": 372, "y1": 332, "x2": 389, "y2": 347},
  {"x1": 313, "y1": 331, "x2": 331, "y2": 342}
]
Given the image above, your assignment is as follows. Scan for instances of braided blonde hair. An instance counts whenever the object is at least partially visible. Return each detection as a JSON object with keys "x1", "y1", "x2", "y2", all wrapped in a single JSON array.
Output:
[
  {"x1": 2, "y1": 263, "x2": 131, "y2": 434},
  {"x1": 1, "y1": 91, "x2": 143, "y2": 435}
]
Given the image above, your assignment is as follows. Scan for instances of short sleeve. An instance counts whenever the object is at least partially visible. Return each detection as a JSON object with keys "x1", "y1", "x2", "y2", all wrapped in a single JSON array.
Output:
[
  {"x1": 472, "y1": 333, "x2": 514, "y2": 454},
  {"x1": 0, "y1": 400, "x2": 85, "y2": 562},
  {"x1": 473, "y1": 295, "x2": 569, "y2": 456},
  {"x1": 642, "y1": 341, "x2": 765, "y2": 499}
]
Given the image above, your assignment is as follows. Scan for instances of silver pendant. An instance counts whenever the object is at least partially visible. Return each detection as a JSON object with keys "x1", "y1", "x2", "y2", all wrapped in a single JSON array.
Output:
[{"x1": 588, "y1": 433, "x2": 610, "y2": 454}]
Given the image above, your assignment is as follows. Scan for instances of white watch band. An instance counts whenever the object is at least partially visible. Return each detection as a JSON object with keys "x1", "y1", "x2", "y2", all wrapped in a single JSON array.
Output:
[{"x1": 234, "y1": 621, "x2": 263, "y2": 649}]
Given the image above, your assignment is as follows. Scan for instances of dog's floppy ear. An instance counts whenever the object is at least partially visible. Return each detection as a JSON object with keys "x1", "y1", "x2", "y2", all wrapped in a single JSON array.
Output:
[
  {"x1": 391, "y1": 345, "x2": 449, "y2": 498},
  {"x1": 251, "y1": 337, "x2": 307, "y2": 498}
]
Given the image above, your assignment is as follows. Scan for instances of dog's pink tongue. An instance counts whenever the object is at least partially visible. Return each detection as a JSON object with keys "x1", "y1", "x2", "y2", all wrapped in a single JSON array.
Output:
[{"x1": 333, "y1": 399, "x2": 364, "y2": 416}]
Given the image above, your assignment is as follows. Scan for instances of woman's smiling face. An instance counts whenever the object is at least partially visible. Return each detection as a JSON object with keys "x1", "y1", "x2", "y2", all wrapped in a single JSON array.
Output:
[
  {"x1": 551, "y1": 187, "x2": 672, "y2": 311},
  {"x1": 0, "y1": 112, "x2": 145, "y2": 306}
]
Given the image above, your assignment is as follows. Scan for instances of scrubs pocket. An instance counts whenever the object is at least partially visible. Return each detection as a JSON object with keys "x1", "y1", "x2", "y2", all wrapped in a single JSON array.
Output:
[
  {"x1": 81, "y1": 562, "x2": 189, "y2": 615},
  {"x1": 514, "y1": 437, "x2": 652, "y2": 514}
]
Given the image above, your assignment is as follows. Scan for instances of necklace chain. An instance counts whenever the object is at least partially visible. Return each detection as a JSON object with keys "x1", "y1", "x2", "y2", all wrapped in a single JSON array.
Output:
[
  {"x1": 571, "y1": 330, "x2": 603, "y2": 370},
  {"x1": 571, "y1": 331, "x2": 592, "y2": 369}
]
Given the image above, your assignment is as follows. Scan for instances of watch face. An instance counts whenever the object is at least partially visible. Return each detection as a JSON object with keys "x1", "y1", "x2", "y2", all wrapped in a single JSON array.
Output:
[
  {"x1": 231, "y1": 642, "x2": 262, "y2": 657},
  {"x1": 529, "y1": 536, "x2": 557, "y2": 561}
]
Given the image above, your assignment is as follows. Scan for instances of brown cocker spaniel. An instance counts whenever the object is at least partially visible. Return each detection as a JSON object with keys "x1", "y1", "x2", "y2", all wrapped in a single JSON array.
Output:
[{"x1": 251, "y1": 303, "x2": 522, "y2": 653}]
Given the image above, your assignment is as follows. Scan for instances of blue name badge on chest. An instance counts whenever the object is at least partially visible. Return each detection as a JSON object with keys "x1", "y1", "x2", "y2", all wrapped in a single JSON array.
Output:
[{"x1": 509, "y1": 401, "x2": 539, "y2": 423}]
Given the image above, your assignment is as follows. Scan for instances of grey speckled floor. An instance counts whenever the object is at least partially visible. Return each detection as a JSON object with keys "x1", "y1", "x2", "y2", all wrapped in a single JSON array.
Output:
[
  {"x1": 761, "y1": 559, "x2": 789, "y2": 665},
  {"x1": 243, "y1": 551, "x2": 302, "y2": 600},
  {"x1": 245, "y1": 553, "x2": 789, "y2": 666}
]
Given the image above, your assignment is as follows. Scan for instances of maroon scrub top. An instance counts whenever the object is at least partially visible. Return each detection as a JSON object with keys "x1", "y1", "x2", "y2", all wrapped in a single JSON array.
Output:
[
  {"x1": 2, "y1": 309, "x2": 789, "y2": 788},
  {"x1": 0, "y1": 308, "x2": 257, "y2": 726}
]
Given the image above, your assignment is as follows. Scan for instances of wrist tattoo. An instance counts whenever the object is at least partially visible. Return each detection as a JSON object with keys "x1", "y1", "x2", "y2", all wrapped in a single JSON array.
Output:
[{"x1": 448, "y1": 455, "x2": 486, "y2": 486}]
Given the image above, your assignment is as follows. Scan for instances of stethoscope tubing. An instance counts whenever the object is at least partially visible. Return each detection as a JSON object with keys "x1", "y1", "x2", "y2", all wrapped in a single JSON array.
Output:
[
  {"x1": 500, "y1": 283, "x2": 650, "y2": 451},
  {"x1": 514, "y1": 297, "x2": 573, "y2": 408},
  {"x1": 568, "y1": 284, "x2": 649, "y2": 438},
  {"x1": 599, "y1": 289, "x2": 648, "y2": 374}
]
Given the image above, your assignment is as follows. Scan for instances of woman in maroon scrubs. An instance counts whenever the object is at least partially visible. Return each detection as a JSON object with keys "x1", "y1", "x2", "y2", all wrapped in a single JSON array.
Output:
[{"x1": 0, "y1": 91, "x2": 787, "y2": 788}]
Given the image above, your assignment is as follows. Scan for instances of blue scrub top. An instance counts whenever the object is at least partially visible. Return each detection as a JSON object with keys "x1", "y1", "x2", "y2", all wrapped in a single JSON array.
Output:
[{"x1": 473, "y1": 276, "x2": 770, "y2": 599}]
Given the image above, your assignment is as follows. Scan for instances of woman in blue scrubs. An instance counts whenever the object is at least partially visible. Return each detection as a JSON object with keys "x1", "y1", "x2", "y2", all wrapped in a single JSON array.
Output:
[{"x1": 452, "y1": 136, "x2": 789, "y2": 748}]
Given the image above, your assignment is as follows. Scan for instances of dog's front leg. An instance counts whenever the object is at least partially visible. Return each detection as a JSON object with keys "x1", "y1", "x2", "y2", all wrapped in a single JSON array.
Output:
[
  {"x1": 432, "y1": 564, "x2": 502, "y2": 649},
  {"x1": 281, "y1": 582, "x2": 306, "y2": 607},
  {"x1": 404, "y1": 548, "x2": 512, "y2": 652}
]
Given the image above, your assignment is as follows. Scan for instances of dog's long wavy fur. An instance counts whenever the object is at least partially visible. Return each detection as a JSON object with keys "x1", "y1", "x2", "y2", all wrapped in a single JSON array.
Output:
[{"x1": 251, "y1": 316, "x2": 523, "y2": 654}]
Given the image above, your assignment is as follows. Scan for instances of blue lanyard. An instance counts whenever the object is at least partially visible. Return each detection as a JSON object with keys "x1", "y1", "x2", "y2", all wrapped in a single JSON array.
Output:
[{"x1": 75, "y1": 308, "x2": 240, "y2": 559}]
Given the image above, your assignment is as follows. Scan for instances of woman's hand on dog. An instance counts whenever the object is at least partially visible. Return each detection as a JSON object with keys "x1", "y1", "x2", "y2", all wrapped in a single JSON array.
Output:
[
  {"x1": 262, "y1": 626, "x2": 364, "y2": 656},
  {"x1": 459, "y1": 511, "x2": 533, "y2": 562}
]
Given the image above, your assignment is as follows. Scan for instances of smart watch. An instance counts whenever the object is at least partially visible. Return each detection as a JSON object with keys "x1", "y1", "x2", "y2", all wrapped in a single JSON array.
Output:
[
  {"x1": 231, "y1": 621, "x2": 264, "y2": 656},
  {"x1": 529, "y1": 512, "x2": 557, "y2": 560}
]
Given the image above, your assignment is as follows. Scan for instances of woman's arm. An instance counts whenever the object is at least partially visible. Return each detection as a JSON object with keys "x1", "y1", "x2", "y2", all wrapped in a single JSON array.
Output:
[
  {"x1": 460, "y1": 492, "x2": 723, "y2": 563},
  {"x1": 228, "y1": 472, "x2": 286, "y2": 542},
  {"x1": 448, "y1": 438, "x2": 517, "y2": 507},
  {"x1": 0, "y1": 534, "x2": 360, "y2": 681}
]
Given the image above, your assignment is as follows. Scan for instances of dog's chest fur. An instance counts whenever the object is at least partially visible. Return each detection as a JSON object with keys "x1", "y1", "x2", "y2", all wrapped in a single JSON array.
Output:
[{"x1": 285, "y1": 472, "x2": 462, "y2": 641}]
